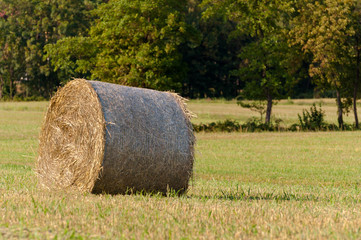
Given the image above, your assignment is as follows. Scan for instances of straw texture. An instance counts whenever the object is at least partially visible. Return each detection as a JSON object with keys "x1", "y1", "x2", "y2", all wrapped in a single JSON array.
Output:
[{"x1": 37, "y1": 79, "x2": 195, "y2": 194}]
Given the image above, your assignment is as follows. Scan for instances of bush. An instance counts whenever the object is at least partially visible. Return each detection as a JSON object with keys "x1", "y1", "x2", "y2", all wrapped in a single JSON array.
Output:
[
  {"x1": 241, "y1": 117, "x2": 271, "y2": 132},
  {"x1": 192, "y1": 119, "x2": 240, "y2": 132},
  {"x1": 193, "y1": 118, "x2": 286, "y2": 133},
  {"x1": 297, "y1": 103, "x2": 326, "y2": 131}
]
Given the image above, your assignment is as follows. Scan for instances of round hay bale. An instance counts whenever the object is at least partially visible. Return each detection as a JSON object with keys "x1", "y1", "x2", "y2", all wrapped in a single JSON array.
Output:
[{"x1": 37, "y1": 79, "x2": 195, "y2": 194}]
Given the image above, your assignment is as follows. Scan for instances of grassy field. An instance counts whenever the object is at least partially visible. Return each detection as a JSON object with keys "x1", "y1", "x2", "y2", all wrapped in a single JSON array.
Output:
[
  {"x1": 1, "y1": 100, "x2": 361, "y2": 239},
  {"x1": 188, "y1": 98, "x2": 357, "y2": 125}
]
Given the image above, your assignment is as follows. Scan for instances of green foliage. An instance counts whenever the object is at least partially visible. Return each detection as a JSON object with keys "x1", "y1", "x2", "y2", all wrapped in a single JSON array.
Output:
[
  {"x1": 241, "y1": 117, "x2": 283, "y2": 132},
  {"x1": 202, "y1": 0, "x2": 298, "y2": 123},
  {"x1": 44, "y1": 37, "x2": 98, "y2": 83},
  {"x1": 290, "y1": 0, "x2": 361, "y2": 128},
  {"x1": 192, "y1": 118, "x2": 286, "y2": 133},
  {"x1": 180, "y1": 1, "x2": 242, "y2": 98},
  {"x1": 46, "y1": 0, "x2": 197, "y2": 92},
  {"x1": 289, "y1": 103, "x2": 357, "y2": 131},
  {"x1": 91, "y1": 0, "x2": 193, "y2": 90},
  {"x1": 0, "y1": 0, "x2": 101, "y2": 98},
  {"x1": 192, "y1": 119, "x2": 241, "y2": 132},
  {"x1": 236, "y1": 36, "x2": 295, "y2": 99},
  {"x1": 297, "y1": 104, "x2": 326, "y2": 131},
  {"x1": 291, "y1": 0, "x2": 353, "y2": 85},
  {"x1": 237, "y1": 98, "x2": 267, "y2": 121}
]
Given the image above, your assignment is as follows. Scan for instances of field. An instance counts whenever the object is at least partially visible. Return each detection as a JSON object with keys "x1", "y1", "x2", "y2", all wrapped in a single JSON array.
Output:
[
  {"x1": 189, "y1": 98, "x2": 356, "y2": 125},
  {"x1": 1, "y1": 100, "x2": 361, "y2": 239}
]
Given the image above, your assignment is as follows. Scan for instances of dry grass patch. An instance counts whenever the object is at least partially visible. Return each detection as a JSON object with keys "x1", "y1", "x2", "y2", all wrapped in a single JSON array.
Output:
[{"x1": 2, "y1": 188, "x2": 361, "y2": 239}]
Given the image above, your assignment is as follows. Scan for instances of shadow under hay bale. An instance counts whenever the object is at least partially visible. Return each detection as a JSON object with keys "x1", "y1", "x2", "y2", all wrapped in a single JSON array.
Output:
[{"x1": 37, "y1": 79, "x2": 195, "y2": 195}]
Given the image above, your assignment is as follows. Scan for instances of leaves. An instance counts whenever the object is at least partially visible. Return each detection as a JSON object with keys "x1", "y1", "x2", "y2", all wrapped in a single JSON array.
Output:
[
  {"x1": 0, "y1": 0, "x2": 101, "y2": 97},
  {"x1": 46, "y1": 0, "x2": 194, "y2": 91},
  {"x1": 204, "y1": 0, "x2": 297, "y2": 122},
  {"x1": 291, "y1": 0, "x2": 354, "y2": 85}
]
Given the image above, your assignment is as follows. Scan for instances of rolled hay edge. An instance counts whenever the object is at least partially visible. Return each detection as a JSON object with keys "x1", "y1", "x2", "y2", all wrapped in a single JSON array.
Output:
[
  {"x1": 36, "y1": 79, "x2": 195, "y2": 194},
  {"x1": 36, "y1": 79, "x2": 106, "y2": 192}
]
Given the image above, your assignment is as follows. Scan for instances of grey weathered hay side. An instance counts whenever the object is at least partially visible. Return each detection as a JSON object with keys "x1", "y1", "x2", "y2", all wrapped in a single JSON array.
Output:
[{"x1": 37, "y1": 79, "x2": 195, "y2": 194}]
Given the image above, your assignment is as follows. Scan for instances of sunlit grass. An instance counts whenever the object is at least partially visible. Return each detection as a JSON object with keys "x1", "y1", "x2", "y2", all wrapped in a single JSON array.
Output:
[{"x1": 1, "y1": 100, "x2": 361, "y2": 239}]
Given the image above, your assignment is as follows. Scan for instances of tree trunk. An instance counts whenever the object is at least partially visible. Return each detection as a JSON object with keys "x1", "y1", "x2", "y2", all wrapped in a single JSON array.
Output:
[
  {"x1": 9, "y1": 77, "x2": 13, "y2": 100},
  {"x1": 9, "y1": 66, "x2": 14, "y2": 100},
  {"x1": 354, "y1": 45, "x2": 360, "y2": 129},
  {"x1": 265, "y1": 89, "x2": 272, "y2": 124},
  {"x1": 188, "y1": 78, "x2": 193, "y2": 99},
  {"x1": 354, "y1": 87, "x2": 359, "y2": 128},
  {"x1": 0, "y1": 76, "x2": 3, "y2": 100},
  {"x1": 336, "y1": 89, "x2": 344, "y2": 129},
  {"x1": 9, "y1": 72, "x2": 13, "y2": 100}
]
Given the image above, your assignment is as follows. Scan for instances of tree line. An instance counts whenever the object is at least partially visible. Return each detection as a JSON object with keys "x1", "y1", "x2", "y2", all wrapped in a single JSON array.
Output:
[{"x1": 1, "y1": 0, "x2": 361, "y2": 128}]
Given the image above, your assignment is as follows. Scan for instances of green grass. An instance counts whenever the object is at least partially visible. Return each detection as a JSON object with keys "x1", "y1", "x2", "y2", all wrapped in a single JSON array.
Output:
[{"x1": 2, "y1": 100, "x2": 361, "y2": 239}]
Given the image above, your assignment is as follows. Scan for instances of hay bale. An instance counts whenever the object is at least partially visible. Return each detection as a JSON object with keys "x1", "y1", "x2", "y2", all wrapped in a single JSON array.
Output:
[{"x1": 37, "y1": 79, "x2": 195, "y2": 194}]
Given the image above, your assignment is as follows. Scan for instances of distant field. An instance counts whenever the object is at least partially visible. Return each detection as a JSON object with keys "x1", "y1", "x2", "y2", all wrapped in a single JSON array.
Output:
[
  {"x1": 1, "y1": 100, "x2": 361, "y2": 239},
  {"x1": 188, "y1": 98, "x2": 357, "y2": 125}
]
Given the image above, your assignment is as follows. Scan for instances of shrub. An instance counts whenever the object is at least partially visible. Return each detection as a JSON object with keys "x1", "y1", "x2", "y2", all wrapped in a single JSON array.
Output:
[
  {"x1": 297, "y1": 103, "x2": 326, "y2": 131},
  {"x1": 241, "y1": 117, "x2": 271, "y2": 132},
  {"x1": 192, "y1": 119, "x2": 240, "y2": 132},
  {"x1": 193, "y1": 118, "x2": 286, "y2": 133}
]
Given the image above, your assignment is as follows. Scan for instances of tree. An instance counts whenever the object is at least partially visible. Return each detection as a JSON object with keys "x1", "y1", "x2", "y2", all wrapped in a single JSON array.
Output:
[
  {"x1": 44, "y1": 36, "x2": 97, "y2": 82},
  {"x1": 290, "y1": 0, "x2": 359, "y2": 129},
  {"x1": 346, "y1": 1, "x2": 361, "y2": 128},
  {"x1": 237, "y1": 36, "x2": 296, "y2": 124},
  {"x1": 0, "y1": 0, "x2": 102, "y2": 99},
  {"x1": 237, "y1": 99, "x2": 267, "y2": 121},
  {"x1": 180, "y1": 0, "x2": 242, "y2": 98},
  {"x1": 47, "y1": 0, "x2": 196, "y2": 92},
  {"x1": 24, "y1": 0, "x2": 102, "y2": 97},
  {"x1": 202, "y1": 0, "x2": 297, "y2": 124},
  {"x1": 0, "y1": 0, "x2": 28, "y2": 99}
]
